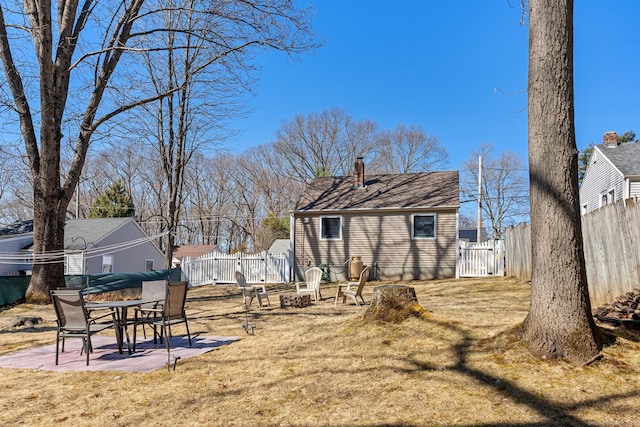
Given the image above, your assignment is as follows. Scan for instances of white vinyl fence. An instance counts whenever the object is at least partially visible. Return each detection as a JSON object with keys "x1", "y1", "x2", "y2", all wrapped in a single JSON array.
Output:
[
  {"x1": 458, "y1": 240, "x2": 505, "y2": 277},
  {"x1": 181, "y1": 250, "x2": 291, "y2": 286}
]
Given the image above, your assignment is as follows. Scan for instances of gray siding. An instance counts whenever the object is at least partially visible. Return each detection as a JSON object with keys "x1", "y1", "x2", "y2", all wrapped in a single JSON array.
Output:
[
  {"x1": 0, "y1": 235, "x2": 33, "y2": 275},
  {"x1": 85, "y1": 221, "x2": 164, "y2": 273},
  {"x1": 580, "y1": 147, "x2": 625, "y2": 214},
  {"x1": 293, "y1": 209, "x2": 457, "y2": 281}
]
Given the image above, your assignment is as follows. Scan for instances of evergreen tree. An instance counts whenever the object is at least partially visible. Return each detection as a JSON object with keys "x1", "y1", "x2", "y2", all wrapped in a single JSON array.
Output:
[
  {"x1": 89, "y1": 181, "x2": 135, "y2": 218},
  {"x1": 255, "y1": 213, "x2": 290, "y2": 251},
  {"x1": 577, "y1": 143, "x2": 594, "y2": 186}
]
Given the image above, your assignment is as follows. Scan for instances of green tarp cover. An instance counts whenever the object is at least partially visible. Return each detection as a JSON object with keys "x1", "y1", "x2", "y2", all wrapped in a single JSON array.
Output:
[
  {"x1": 0, "y1": 269, "x2": 182, "y2": 305},
  {"x1": 0, "y1": 276, "x2": 30, "y2": 307},
  {"x1": 67, "y1": 269, "x2": 182, "y2": 295}
]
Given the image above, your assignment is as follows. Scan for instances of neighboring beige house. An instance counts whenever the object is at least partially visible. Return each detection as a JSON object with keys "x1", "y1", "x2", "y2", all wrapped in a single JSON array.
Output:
[{"x1": 291, "y1": 158, "x2": 460, "y2": 282}]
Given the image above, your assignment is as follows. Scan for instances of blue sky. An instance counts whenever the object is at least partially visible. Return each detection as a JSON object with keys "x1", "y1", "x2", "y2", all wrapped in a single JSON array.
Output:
[{"x1": 225, "y1": 1, "x2": 640, "y2": 173}]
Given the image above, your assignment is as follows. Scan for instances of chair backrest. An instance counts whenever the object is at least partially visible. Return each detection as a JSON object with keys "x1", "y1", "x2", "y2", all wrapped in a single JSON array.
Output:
[
  {"x1": 51, "y1": 288, "x2": 88, "y2": 330},
  {"x1": 354, "y1": 266, "x2": 370, "y2": 295},
  {"x1": 305, "y1": 267, "x2": 323, "y2": 290},
  {"x1": 164, "y1": 281, "x2": 188, "y2": 320},
  {"x1": 235, "y1": 271, "x2": 248, "y2": 288},
  {"x1": 141, "y1": 280, "x2": 167, "y2": 307}
]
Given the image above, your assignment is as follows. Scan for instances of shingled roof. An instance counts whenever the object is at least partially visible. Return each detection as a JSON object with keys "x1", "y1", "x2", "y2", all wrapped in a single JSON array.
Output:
[
  {"x1": 294, "y1": 170, "x2": 459, "y2": 212},
  {"x1": 595, "y1": 143, "x2": 640, "y2": 177}
]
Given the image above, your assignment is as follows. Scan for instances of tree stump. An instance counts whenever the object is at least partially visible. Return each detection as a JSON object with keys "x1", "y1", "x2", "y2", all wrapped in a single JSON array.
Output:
[{"x1": 363, "y1": 285, "x2": 430, "y2": 324}]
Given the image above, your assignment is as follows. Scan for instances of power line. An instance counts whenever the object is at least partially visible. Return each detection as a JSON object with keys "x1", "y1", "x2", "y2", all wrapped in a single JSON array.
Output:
[{"x1": 0, "y1": 231, "x2": 168, "y2": 265}]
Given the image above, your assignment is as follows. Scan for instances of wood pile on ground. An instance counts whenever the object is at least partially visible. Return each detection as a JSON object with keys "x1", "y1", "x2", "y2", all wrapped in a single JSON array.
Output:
[{"x1": 595, "y1": 288, "x2": 640, "y2": 323}]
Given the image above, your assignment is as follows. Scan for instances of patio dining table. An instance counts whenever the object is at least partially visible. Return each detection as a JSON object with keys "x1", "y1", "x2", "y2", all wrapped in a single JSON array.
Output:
[{"x1": 86, "y1": 299, "x2": 162, "y2": 355}]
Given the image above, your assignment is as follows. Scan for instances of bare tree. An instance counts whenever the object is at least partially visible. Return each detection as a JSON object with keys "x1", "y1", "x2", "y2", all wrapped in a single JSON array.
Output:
[
  {"x1": 369, "y1": 125, "x2": 448, "y2": 174},
  {"x1": 522, "y1": 0, "x2": 602, "y2": 362},
  {"x1": 0, "y1": 0, "x2": 316, "y2": 302},
  {"x1": 272, "y1": 108, "x2": 378, "y2": 183},
  {"x1": 240, "y1": 145, "x2": 305, "y2": 216},
  {"x1": 461, "y1": 144, "x2": 529, "y2": 239},
  {"x1": 182, "y1": 152, "x2": 241, "y2": 251},
  {"x1": 235, "y1": 145, "x2": 304, "y2": 250}
]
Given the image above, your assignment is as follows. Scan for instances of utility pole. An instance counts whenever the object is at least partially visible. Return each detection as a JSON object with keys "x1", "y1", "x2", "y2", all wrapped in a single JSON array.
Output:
[{"x1": 477, "y1": 156, "x2": 482, "y2": 243}]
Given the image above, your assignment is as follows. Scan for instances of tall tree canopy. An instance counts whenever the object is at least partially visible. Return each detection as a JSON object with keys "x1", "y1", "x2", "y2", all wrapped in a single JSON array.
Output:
[{"x1": 0, "y1": 0, "x2": 316, "y2": 303}]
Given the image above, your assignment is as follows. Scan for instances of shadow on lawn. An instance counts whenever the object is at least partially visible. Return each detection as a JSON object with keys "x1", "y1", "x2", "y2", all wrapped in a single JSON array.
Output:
[{"x1": 397, "y1": 317, "x2": 640, "y2": 427}]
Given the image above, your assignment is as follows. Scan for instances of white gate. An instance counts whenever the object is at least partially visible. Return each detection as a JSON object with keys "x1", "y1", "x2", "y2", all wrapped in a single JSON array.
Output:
[
  {"x1": 458, "y1": 240, "x2": 505, "y2": 277},
  {"x1": 181, "y1": 250, "x2": 291, "y2": 286}
]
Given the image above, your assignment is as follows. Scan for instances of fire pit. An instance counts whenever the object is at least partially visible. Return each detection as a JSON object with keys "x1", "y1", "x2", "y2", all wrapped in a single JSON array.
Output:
[{"x1": 279, "y1": 293, "x2": 311, "y2": 308}]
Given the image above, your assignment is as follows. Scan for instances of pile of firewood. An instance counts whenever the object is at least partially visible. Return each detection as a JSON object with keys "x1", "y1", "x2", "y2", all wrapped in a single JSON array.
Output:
[{"x1": 594, "y1": 288, "x2": 640, "y2": 321}]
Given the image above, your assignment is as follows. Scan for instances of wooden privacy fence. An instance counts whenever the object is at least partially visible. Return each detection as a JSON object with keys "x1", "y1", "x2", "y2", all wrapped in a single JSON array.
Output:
[
  {"x1": 504, "y1": 222, "x2": 532, "y2": 283},
  {"x1": 458, "y1": 240, "x2": 505, "y2": 277},
  {"x1": 504, "y1": 199, "x2": 640, "y2": 308},
  {"x1": 181, "y1": 250, "x2": 291, "y2": 286}
]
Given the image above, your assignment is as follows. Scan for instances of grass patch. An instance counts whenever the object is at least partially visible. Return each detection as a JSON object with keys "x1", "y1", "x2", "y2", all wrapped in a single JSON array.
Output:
[{"x1": 1, "y1": 276, "x2": 639, "y2": 426}]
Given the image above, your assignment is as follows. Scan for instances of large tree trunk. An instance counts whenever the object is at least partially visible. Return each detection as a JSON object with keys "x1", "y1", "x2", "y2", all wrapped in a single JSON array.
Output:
[
  {"x1": 26, "y1": 169, "x2": 69, "y2": 304},
  {"x1": 522, "y1": 0, "x2": 603, "y2": 362}
]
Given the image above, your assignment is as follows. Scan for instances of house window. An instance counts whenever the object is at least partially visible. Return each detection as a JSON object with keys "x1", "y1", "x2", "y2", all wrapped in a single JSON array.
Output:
[
  {"x1": 412, "y1": 214, "x2": 436, "y2": 239},
  {"x1": 65, "y1": 252, "x2": 84, "y2": 275},
  {"x1": 145, "y1": 259, "x2": 154, "y2": 272},
  {"x1": 600, "y1": 189, "x2": 616, "y2": 207},
  {"x1": 320, "y1": 216, "x2": 342, "y2": 240},
  {"x1": 581, "y1": 203, "x2": 588, "y2": 215},
  {"x1": 102, "y1": 255, "x2": 113, "y2": 273}
]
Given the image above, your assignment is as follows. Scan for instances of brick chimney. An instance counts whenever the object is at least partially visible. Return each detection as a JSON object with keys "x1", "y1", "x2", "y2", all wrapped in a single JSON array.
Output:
[
  {"x1": 354, "y1": 157, "x2": 365, "y2": 188},
  {"x1": 603, "y1": 131, "x2": 618, "y2": 148}
]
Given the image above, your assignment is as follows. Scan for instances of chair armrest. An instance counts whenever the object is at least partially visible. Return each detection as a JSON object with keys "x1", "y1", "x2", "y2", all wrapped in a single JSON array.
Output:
[
  {"x1": 135, "y1": 307, "x2": 163, "y2": 315},
  {"x1": 86, "y1": 305, "x2": 113, "y2": 316},
  {"x1": 88, "y1": 309, "x2": 116, "y2": 323},
  {"x1": 344, "y1": 282, "x2": 357, "y2": 291},
  {"x1": 295, "y1": 282, "x2": 306, "y2": 291},
  {"x1": 252, "y1": 284, "x2": 267, "y2": 292}
]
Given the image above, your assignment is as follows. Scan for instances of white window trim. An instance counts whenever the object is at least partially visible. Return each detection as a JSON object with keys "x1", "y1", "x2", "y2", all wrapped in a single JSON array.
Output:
[
  {"x1": 607, "y1": 187, "x2": 615, "y2": 204},
  {"x1": 581, "y1": 203, "x2": 588, "y2": 215},
  {"x1": 320, "y1": 215, "x2": 342, "y2": 240},
  {"x1": 411, "y1": 213, "x2": 437, "y2": 239},
  {"x1": 145, "y1": 259, "x2": 155, "y2": 271},
  {"x1": 599, "y1": 191, "x2": 608, "y2": 208},
  {"x1": 102, "y1": 255, "x2": 114, "y2": 273}
]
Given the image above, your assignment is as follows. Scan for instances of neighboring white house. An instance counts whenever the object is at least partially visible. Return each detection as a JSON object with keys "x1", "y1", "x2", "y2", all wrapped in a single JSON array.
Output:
[
  {"x1": 0, "y1": 220, "x2": 35, "y2": 276},
  {"x1": 580, "y1": 132, "x2": 640, "y2": 215},
  {"x1": 0, "y1": 217, "x2": 165, "y2": 276}
]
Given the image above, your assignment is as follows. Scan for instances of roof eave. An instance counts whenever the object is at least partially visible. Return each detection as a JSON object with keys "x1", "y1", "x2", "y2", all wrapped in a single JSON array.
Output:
[{"x1": 292, "y1": 204, "x2": 460, "y2": 215}]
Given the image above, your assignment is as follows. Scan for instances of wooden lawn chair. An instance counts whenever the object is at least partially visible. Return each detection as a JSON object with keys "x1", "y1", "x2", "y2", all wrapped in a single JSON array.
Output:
[{"x1": 335, "y1": 266, "x2": 370, "y2": 306}]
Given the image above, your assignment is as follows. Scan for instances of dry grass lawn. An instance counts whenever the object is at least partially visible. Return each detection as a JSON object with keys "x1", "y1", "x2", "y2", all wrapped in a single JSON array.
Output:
[{"x1": 1, "y1": 276, "x2": 640, "y2": 426}]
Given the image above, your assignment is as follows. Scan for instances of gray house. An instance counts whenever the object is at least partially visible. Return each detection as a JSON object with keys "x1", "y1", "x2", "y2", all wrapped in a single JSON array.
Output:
[
  {"x1": 0, "y1": 217, "x2": 164, "y2": 275},
  {"x1": 291, "y1": 158, "x2": 460, "y2": 282},
  {"x1": 0, "y1": 220, "x2": 36, "y2": 276},
  {"x1": 580, "y1": 132, "x2": 640, "y2": 215}
]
